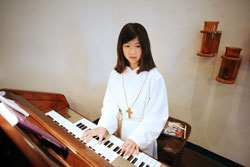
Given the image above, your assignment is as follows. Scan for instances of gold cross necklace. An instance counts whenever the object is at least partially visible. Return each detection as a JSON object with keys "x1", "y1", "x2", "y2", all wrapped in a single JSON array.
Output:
[{"x1": 122, "y1": 71, "x2": 149, "y2": 119}]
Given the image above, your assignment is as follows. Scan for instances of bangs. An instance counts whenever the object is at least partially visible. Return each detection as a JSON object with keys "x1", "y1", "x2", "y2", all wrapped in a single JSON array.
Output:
[{"x1": 121, "y1": 28, "x2": 138, "y2": 44}]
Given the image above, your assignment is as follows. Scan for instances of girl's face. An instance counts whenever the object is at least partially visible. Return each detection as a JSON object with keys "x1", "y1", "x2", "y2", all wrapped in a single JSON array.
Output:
[{"x1": 122, "y1": 36, "x2": 142, "y2": 70}]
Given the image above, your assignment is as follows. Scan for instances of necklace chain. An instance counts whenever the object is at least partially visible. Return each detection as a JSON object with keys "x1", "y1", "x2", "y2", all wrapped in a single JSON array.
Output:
[{"x1": 122, "y1": 72, "x2": 149, "y2": 110}]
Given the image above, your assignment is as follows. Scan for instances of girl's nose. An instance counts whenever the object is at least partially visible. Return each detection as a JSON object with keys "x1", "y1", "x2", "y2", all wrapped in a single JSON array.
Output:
[{"x1": 130, "y1": 47, "x2": 136, "y2": 54}]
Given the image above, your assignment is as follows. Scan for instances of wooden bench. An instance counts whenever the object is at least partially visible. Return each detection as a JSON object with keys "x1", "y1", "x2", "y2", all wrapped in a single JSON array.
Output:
[{"x1": 157, "y1": 117, "x2": 191, "y2": 166}]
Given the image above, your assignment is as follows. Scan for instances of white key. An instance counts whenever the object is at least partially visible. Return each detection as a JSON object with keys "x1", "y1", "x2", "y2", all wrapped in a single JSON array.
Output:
[
  {"x1": 70, "y1": 126, "x2": 82, "y2": 137},
  {"x1": 111, "y1": 140, "x2": 123, "y2": 153},
  {"x1": 134, "y1": 152, "x2": 146, "y2": 166},
  {"x1": 138, "y1": 154, "x2": 149, "y2": 167},
  {"x1": 96, "y1": 144, "x2": 107, "y2": 155},
  {"x1": 104, "y1": 150, "x2": 114, "y2": 161},
  {"x1": 109, "y1": 151, "x2": 119, "y2": 163},
  {"x1": 110, "y1": 136, "x2": 123, "y2": 149},
  {"x1": 101, "y1": 143, "x2": 113, "y2": 157},
  {"x1": 86, "y1": 138, "x2": 98, "y2": 147},
  {"x1": 93, "y1": 142, "x2": 106, "y2": 154},
  {"x1": 149, "y1": 159, "x2": 158, "y2": 167},
  {"x1": 143, "y1": 155, "x2": 153, "y2": 167},
  {"x1": 74, "y1": 129, "x2": 85, "y2": 139},
  {"x1": 81, "y1": 118, "x2": 96, "y2": 129},
  {"x1": 99, "y1": 146, "x2": 112, "y2": 158},
  {"x1": 154, "y1": 161, "x2": 162, "y2": 167}
]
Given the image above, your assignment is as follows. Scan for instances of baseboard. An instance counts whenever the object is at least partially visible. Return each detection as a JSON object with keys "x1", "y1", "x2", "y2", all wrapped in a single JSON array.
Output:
[{"x1": 185, "y1": 141, "x2": 244, "y2": 167}]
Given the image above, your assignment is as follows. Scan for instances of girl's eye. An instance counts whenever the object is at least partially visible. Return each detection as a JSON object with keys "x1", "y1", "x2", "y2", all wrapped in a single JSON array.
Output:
[
  {"x1": 136, "y1": 45, "x2": 141, "y2": 48},
  {"x1": 124, "y1": 45, "x2": 130, "y2": 48}
]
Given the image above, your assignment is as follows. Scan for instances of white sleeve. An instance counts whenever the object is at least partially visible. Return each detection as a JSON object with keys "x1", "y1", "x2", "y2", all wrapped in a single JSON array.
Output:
[
  {"x1": 97, "y1": 73, "x2": 119, "y2": 135},
  {"x1": 128, "y1": 75, "x2": 169, "y2": 150}
]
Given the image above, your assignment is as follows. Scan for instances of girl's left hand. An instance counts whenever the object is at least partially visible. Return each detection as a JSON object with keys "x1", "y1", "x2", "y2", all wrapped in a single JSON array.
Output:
[{"x1": 121, "y1": 138, "x2": 139, "y2": 157}]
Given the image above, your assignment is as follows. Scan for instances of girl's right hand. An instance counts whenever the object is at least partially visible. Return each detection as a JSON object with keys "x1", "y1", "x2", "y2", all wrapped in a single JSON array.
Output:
[{"x1": 81, "y1": 126, "x2": 107, "y2": 144}]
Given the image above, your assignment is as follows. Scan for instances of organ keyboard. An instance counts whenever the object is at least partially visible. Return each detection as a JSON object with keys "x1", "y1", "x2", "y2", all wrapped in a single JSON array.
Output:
[
  {"x1": 46, "y1": 110, "x2": 165, "y2": 167},
  {"x1": 0, "y1": 89, "x2": 169, "y2": 167}
]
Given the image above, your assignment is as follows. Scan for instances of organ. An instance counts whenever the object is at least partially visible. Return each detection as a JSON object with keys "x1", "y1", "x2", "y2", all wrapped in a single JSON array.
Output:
[{"x1": 0, "y1": 89, "x2": 169, "y2": 167}]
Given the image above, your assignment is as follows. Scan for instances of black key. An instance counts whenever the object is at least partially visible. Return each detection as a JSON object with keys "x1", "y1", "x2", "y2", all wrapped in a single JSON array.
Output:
[
  {"x1": 127, "y1": 155, "x2": 134, "y2": 161},
  {"x1": 107, "y1": 143, "x2": 114, "y2": 148},
  {"x1": 79, "y1": 124, "x2": 84, "y2": 129},
  {"x1": 131, "y1": 158, "x2": 138, "y2": 164},
  {"x1": 139, "y1": 162, "x2": 145, "y2": 167},
  {"x1": 104, "y1": 141, "x2": 110, "y2": 146},
  {"x1": 113, "y1": 146, "x2": 120, "y2": 152},
  {"x1": 81, "y1": 125, "x2": 87, "y2": 130},
  {"x1": 82, "y1": 126, "x2": 87, "y2": 130},
  {"x1": 120, "y1": 152, "x2": 125, "y2": 157},
  {"x1": 117, "y1": 149, "x2": 121, "y2": 154},
  {"x1": 146, "y1": 165, "x2": 150, "y2": 167},
  {"x1": 76, "y1": 123, "x2": 82, "y2": 127}
]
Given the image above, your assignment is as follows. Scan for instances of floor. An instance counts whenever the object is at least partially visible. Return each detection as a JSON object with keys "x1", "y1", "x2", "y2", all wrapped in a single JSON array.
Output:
[
  {"x1": 173, "y1": 147, "x2": 227, "y2": 167},
  {"x1": 163, "y1": 142, "x2": 244, "y2": 167}
]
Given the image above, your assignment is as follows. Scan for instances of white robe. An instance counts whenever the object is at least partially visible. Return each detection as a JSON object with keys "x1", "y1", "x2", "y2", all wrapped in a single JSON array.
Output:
[{"x1": 98, "y1": 67, "x2": 169, "y2": 158}]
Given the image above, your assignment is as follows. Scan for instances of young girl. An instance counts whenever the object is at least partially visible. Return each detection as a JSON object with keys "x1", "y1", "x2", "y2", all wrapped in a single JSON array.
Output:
[{"x1": 82, "y1": 23, "x2": 169, "y2": 159}]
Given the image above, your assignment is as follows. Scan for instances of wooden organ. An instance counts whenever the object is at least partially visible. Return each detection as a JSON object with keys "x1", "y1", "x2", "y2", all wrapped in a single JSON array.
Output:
[{"x1": 0, "y1": 89, "x2": 169, "y2": 167}]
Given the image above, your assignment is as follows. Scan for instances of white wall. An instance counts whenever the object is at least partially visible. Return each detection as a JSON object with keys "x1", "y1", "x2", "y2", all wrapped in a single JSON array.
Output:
[{"x1": 0, "y1": 0, "x2": 249, "y2": 166}]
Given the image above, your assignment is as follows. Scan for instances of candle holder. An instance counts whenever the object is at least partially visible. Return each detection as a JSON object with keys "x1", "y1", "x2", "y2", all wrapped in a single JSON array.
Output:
[
  {"x1": 197, "y1": 21, "x2": 222, "y2": 57},
  {"x1": 216, "y1": 47, "x2": 242, "y2": 84}
]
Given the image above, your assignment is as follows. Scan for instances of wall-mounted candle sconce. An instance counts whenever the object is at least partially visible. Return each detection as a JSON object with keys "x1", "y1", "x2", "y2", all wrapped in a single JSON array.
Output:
[
  {"x1": 216, "y1": 47, "x2": 242, "y2": 84},
  {"x1": 197, "y1": 21, "x2": 222, "y2": 57}
]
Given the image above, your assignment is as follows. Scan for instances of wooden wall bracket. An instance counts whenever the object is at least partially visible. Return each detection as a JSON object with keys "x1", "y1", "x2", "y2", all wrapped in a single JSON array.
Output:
[
  {"x1": 216, "y1": 47, "x2": 242, "y2": 84},
  {"x1": 197, "y1": 21, "x2": 222, "y2": 57}
]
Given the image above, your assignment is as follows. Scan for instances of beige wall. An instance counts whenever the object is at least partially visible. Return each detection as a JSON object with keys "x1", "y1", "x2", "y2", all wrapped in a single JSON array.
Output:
[{"x1": 0, "y1": 0, "x2": 249, "y2": 166}]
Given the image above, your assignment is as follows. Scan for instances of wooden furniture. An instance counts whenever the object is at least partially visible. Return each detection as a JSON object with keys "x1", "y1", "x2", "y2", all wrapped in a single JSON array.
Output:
[
  {"x1": 197, "y1": 21, "x2": 222, "y2": 57},
  {"x1": 0, "y1": 89, "x2": 169, "y2": 167},
  {"x1": 216, "y1": 47, "x2": 243, "y2": 84},
  {"x1": 157, "y1": 117, "x2": 191, "y2": 166}
]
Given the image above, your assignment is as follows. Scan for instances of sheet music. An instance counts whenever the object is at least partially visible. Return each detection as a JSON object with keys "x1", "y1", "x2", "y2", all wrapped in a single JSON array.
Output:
[
  {"x1": 0, "y1": 91, "x2": 29, "y2": 117},
  {"x1": 0, "y1": 102, "x2": 67, "y2": 150},
  {"x1": 0, "y1": 91, "x2": 5, "y2": 96},
  {"x1": 0, "y1": 102, "x2": 18, "y2": 126}
]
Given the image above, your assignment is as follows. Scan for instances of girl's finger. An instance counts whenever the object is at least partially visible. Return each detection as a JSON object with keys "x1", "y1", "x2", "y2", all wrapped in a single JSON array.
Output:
[
  {"x1": 81, "y1": 131, "x2": 88, "y2": 140},
  {"x1": 125, "y1": 145, "x2": 135, "y2": 157},
  {"x1": 98, "y1": 134, "x2": 104, "y2": 144},
  {"x1": 121, "y1": 142, "x2": 129, "y2": 153},
  {"x1": 136, "y1": 145, "x2": 139, "y2": 155}
]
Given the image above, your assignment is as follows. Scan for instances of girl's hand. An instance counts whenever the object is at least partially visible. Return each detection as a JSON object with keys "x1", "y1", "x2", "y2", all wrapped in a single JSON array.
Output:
[
  {"x1": 81, "y1": 127, "x2": 106, "y2": 144},
  {"x1": 121, "y1": 138, "x2": 139, "y2": 157}
]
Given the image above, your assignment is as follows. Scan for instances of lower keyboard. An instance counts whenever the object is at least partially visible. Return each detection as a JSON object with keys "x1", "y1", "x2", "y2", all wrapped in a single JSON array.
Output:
[{"x1": 46, "y1": 110, "x2": 166, "y2": 167}]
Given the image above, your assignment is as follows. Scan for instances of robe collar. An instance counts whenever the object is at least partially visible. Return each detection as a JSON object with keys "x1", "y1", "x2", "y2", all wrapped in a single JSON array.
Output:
[{"x1": 126, "y1": 66, "x2": 139, "y2": 74}]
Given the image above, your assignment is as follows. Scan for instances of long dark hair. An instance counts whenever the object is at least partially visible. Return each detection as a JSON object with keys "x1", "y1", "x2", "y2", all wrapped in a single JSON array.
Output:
[{"x1": 114, "y1": 23, "x2": 156, "y2": 74}]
